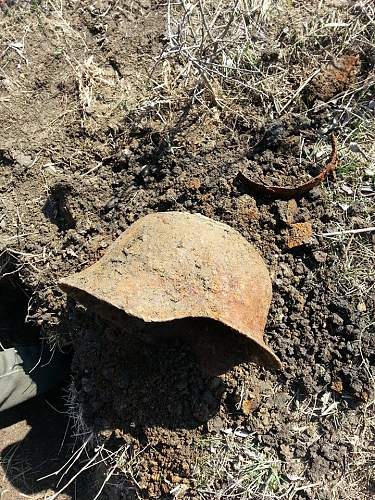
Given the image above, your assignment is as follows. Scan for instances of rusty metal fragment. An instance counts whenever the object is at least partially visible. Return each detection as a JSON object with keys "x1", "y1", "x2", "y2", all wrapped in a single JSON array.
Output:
[
  {"x1": 60, "y1": 212, "x2": 281, "y2": 374},
  {"x1": 238, "y1": 135, "x2": 338, "y2": 200}
]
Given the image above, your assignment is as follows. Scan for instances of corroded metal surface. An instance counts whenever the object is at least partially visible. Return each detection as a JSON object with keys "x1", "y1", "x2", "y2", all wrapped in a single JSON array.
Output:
[{"x1": 60, "y1": 212, "x2": 281, "y2": 373}]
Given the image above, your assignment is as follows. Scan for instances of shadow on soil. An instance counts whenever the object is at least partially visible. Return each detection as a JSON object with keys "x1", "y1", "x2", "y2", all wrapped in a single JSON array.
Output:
[
  {"x1": 73, "y1": 315, "x2": 278, "y2": 437},
  {"x1": 0, "y1": 388, "x2": 89, "y2": 499},
  {"x1": 75, "y1": 325, "x2": 227, "y2": 435}
]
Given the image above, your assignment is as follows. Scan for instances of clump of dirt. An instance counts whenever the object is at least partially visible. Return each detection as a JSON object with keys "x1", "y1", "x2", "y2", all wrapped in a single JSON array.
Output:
[
  {"x1": 286, "y1": 221, "x2": 313, "y2": 248},
  {"x1": 307, "y1": 54, "x2": 361, "y2": 103}
]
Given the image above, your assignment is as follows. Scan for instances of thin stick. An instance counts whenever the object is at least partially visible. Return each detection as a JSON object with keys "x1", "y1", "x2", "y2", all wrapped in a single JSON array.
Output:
[
  {"x1": 279, "y1": 68, "x2": 321, "y2": 114},
  {"x1": 46, "y1": 449, "x2": 101, "y2": 500},
  {"x1": 318, "y1": 227, "x2": 375, "y2": 237},
  {"x1": 37, "y1": 437, "x2": 90, "y2": 481}
]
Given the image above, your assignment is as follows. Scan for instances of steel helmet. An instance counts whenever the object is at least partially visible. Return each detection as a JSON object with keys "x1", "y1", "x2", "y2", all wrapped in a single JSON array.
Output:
[{"x1": 60, "y1": 212, "x2": 281, "y2": 374}]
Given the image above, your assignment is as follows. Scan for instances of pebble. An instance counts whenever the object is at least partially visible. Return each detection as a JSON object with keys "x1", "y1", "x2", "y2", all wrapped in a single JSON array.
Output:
[
  {"x1": 313, "y1": 250, "x2": 328, "y2": 263},
  {"x1": 357, "y1": 302, "x2": 367, "y2": 312}
]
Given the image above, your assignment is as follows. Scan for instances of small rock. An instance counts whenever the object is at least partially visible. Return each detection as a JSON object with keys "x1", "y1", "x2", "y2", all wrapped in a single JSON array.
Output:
[
  {"x1": 357, "y1": 302, "x2": 367, "y2": 312},
  {"x1": 275, "y1": 199, "x2": 298, "y2": 225},
  {"x1": 313, "y1": 250, "x2": 328, "y2": 263}
]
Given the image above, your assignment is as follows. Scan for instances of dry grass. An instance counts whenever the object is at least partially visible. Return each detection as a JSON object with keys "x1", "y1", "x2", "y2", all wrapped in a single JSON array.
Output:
[
  {"x1": 318, "y1": 104, "x2": 375, "y2": 302},
  {"x1": 194, "y1": 430, "x2": 307, "y2": 499},
  {"x1": 293, "y1": 389, "x2": 374, "y2": 499},
  {"x1": 194, "y1": 389, "x2": 374, "y2": 500},
  {"x1": 336, "y1": 398, "x2": 375, "y2": 500},
  {"x1": 147, "y1": 0, "x2": 375, "y2": 120}
]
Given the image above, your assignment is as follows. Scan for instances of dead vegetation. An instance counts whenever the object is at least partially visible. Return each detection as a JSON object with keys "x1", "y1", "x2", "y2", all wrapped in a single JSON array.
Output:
[
  {"x1": 194, "y1": 430, "x2": 290, "y2": 499},
  {"x1": 146, "y1": 0, "x2": 375, "y2": 119},
  {"x1": 194, "y1": 390, "x2": 374, "y2": 500}
]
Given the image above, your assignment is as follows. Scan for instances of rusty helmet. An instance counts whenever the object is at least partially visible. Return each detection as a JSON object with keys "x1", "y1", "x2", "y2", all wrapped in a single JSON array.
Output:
[{"x1": 60, "y1": 212, "x2": 281, "y2": 374}]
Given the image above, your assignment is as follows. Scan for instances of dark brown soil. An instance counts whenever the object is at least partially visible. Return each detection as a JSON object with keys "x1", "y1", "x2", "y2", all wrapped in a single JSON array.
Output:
[
  {"x1": 1, "y1": 1, "x2": 374, "y2": 499},
  {"x1": 243, "y1": 118, "x2": 323, "y2": 187}
]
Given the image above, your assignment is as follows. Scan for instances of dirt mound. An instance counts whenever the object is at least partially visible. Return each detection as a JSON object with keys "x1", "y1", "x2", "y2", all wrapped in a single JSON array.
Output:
[{"x1": 68, "y1": 143, "x2": 373, "y2": 497}]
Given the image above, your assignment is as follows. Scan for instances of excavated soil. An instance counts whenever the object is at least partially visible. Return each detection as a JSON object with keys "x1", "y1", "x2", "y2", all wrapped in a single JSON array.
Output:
[{"x1": 0, "y1": 1, "x2": 374, "y2": 499}]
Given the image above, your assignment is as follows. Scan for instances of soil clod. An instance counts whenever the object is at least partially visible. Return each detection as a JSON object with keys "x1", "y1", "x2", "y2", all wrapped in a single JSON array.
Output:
[{"x1": 287, "y1": 222, "x2": 313, "y2": 249}]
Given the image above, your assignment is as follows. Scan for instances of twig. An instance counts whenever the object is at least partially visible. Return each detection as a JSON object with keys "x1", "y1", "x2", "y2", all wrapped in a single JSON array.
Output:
[
  {"x1": 45, "y1": 448, "x2": 102, "y2": 500},
  {"x1": 318, "y1": 227, "x2": 375, "y2": 237},
  {"x1": 278, "y1": 68, "x2": 321, "y2": 114}
]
